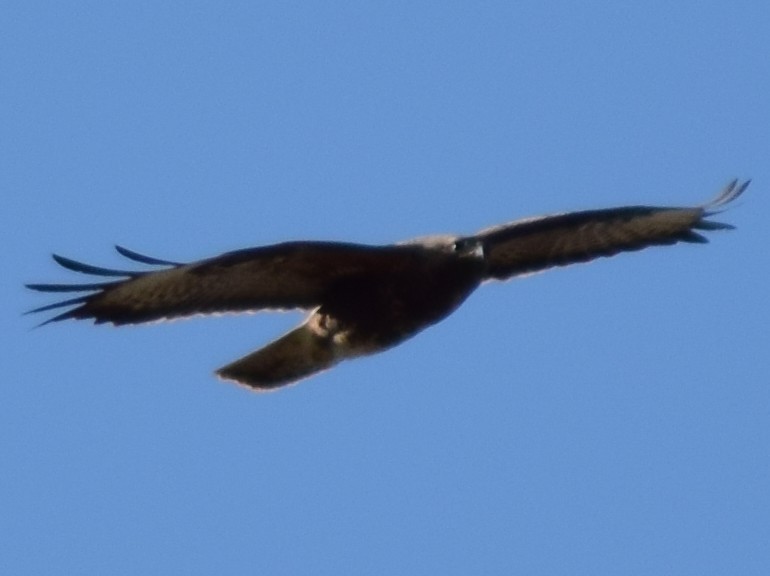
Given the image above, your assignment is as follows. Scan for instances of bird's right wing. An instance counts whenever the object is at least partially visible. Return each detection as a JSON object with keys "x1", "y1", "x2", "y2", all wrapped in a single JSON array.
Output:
[
  {"x1": 473, "y1": 179, "x2": 749, "y2": 281},
  {"x1": 26, "y1": 241, "x2": 416, "y2": 325}
]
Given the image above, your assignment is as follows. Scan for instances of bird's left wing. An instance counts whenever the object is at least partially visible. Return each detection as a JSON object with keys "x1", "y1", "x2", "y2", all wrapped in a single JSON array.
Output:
[
  {"x1": 27, "y1": 241, "x2": 415, "y2": 325},
  {"x1": 472, "y1": 179, "x2": 749, "y2": 281}
]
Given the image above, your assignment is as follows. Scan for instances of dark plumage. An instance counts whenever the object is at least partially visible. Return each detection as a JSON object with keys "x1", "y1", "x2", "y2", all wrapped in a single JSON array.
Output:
[{"x1": 27, "y1": 179, "x2": 749, "y2": 390}]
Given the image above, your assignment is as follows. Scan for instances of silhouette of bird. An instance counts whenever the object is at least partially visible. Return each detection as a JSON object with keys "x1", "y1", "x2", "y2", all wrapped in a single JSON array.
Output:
[{"x1": 27, "y1": 179, "x2": 749, "y2": 391}]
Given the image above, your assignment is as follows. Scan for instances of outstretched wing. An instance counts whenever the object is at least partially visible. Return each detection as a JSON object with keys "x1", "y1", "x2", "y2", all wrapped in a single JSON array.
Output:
[
  {"x1": 472, "y1": 179, "x2": 749, "y2": 281},
  {"x1": 27, "y1": 241, "x2": 416, "y2": 325}
]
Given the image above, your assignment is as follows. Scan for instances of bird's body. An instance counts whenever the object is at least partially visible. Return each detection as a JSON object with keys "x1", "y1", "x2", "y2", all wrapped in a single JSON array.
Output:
[{"x1": 28, "y1": 179, "x2": 749, "y2": 390}]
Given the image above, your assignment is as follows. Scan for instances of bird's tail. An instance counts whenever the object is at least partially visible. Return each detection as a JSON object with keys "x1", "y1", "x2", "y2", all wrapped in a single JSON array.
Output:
[{"x1": 216, "y1": 318, "x2": 341, "y2": 391}]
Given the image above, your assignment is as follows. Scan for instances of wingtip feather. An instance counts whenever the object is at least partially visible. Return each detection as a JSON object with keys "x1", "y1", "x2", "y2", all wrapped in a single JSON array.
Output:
[
  {"x1": 114, "y1": 245, "x2": 182, "y2": 266},
  {"x1": 52, "y1": 253, "x2": 138, "y2": 277},
  {"x1": 23, "y1": 294, "x2": 91, "y2": 315},
  {"x1": 26, "y1": 281, "x2": 115, "y2": 293},
  {"x1": 705, "y1": 178, "x2": 751, "y2": 211}
]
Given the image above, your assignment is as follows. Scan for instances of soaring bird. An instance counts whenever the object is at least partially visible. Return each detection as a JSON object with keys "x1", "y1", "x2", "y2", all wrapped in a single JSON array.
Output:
[{"x1": 27, "y1": 179, "x2": 749, "y2": 391}]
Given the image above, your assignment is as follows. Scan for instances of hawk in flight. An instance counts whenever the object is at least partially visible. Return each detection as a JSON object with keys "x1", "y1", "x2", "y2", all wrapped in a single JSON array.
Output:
[{"x1": 28, "y1": 179, "x2": 749, "y2": 391}]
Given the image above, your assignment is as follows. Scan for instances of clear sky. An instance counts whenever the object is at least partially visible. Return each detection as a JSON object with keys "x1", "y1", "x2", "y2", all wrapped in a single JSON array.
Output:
[{"x1": 4, "y1": 1, "x2": 769, "y2": 574}]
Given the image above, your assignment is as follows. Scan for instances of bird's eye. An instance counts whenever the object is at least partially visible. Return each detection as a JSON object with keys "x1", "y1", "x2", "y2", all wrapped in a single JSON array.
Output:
[
  {"x1": 453, "y1": 238, "x2": 484, "y2": 257},
  {"x1": 453, "y1": 239, "x2": 470, "y2": 252}
]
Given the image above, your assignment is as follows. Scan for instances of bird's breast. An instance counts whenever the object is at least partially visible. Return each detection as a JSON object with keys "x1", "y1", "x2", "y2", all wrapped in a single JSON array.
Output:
[{"x1": 319, "y1": 253, "x2": 483, "y2": 350}]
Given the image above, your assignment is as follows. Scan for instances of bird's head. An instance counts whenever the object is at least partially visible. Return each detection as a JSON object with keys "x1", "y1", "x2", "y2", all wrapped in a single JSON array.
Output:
[
  {"x1": 399, "y1": 234, "x2": 484, "y2": 259},
  {"x1": 452, "y1": 236, "x2": 485, "y2": 259}
]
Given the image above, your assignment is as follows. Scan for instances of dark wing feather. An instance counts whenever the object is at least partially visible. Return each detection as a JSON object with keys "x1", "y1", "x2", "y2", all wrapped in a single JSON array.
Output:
[
  {"x1": 114, "y1": 244, "x2": 182, "y2": 266},
  {"x1": 27, "y1": 241, "x2": 419, "y2": 325},
  {"x1": 474, "y1": 179, "x2": 749, "y2": 281}
]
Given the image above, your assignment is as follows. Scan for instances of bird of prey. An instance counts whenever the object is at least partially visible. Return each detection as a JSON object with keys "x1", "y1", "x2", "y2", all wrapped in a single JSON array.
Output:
[{"x1": 27, "y1": 179, "x2": 749, "y2": 391}]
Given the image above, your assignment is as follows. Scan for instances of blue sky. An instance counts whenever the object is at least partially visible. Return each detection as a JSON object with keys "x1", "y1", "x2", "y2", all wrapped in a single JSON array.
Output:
[{"x1": 4, "y1": 1, "x2": 770, "y2": 574}]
